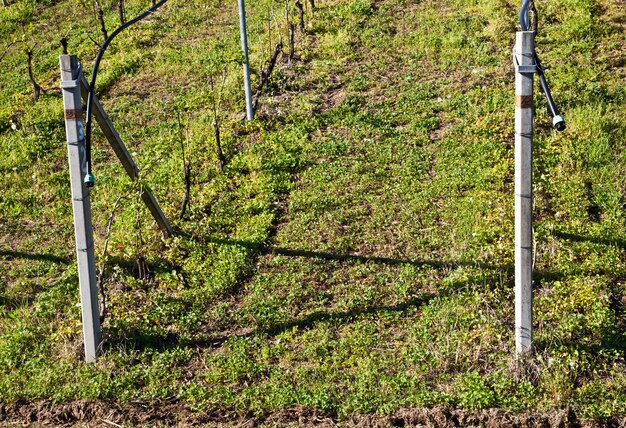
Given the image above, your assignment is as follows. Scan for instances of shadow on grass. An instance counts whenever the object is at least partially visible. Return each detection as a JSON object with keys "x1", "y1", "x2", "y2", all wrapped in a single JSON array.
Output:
[
  {"x1": 532, "y1": 230, "x2": 626, "y2": 354},
  {"x1": 181, "y1": 234, "x2": 579, "y2": 285},
  {"x1": 104, "y1": 255, "x2": 180, "y2": 282},
  {"x1": 533, "y1": 326, "x2": 626, "y2": 359},
  {"x1": 105, "y1": 235, "x2": 515, "y2": 353},
  {"x1": 0, "y1": 294, "x2": 33, "y2": 308},
  {"x1": 104, "y1": 234, "x2": 577, "y2": 353},
  {"x1": 553, "y1": 230, "x2": 626, "y2": 249},
  {"x1": 0, "y1": 250, "x2": 70, "y2": 264},
  {"x1": 105, "y1": 291, "x2": 438, "y2": 352},
  {"x1": 201, "y1": 234, "x2": 512, "y2": 272}
]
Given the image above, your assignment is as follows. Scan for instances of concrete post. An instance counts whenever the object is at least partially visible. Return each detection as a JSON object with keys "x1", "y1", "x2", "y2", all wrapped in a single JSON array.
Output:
[
  {"x1": 60, "y1": 55, "x2": 101, "y2": 362},
  {"x1": 514, "y1": 31, "x2": 535, "y2": 357}
]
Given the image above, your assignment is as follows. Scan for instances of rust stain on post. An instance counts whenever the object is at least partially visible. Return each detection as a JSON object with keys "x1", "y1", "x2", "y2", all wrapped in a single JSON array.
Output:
[
  {"x1": 64, "y1": 108, "x2": 83, "y2": 120},
  {"x1": 516, "y1": 95, "x2": 533, "y2": 109}
]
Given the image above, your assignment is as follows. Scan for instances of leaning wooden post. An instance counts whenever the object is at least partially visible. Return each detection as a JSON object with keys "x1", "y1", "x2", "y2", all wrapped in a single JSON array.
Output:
[
  {"x1": 237, "y1": 0, "x2": 254, "y2": 120},
  {"x1": 514, "y1": 31, "x2": 535, "y2": 357},
  {"x1": 60, "y1": 55, "x2": 101, "y2": 362},
  {"x1": 77, "y1": 76, "x2": 173, "y2": 237}
]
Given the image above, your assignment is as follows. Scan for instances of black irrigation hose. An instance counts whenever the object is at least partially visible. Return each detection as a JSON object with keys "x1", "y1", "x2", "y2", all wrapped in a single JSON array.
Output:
[
  {"x1": 519, "y1": 0, "x2": 565, "y2": 131},
  {"x1": 84, "y1": 0, "x2": 168, "y2": 187},
  {"x1": 520, "y1": 0, "x2": 533, "y2": 33}
]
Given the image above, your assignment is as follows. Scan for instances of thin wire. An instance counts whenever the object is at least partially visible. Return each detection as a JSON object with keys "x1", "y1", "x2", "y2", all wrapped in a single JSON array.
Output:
[
  {"x1": 84, "y1": 0, "x2": 168, "y2": 185},
  {"x1": 516, "y1": 132, "x2": 534, "y2": 138}
]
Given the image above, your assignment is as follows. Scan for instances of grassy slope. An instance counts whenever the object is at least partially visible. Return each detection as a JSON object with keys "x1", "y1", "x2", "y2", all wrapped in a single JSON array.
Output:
[{"x1": 0, "y1": 0, "x2": 625, "y2": 421}]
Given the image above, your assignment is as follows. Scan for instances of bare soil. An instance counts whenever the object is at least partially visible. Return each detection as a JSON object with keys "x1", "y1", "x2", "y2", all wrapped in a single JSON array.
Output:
[{"x1": 1, "y1": 401, "x2": 625, "y2": 427}]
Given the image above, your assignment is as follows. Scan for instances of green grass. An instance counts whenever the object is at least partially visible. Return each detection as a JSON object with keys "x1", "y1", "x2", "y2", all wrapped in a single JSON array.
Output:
[{"x1": 0, "y1": 0, "x2": 625, "y2": 422}]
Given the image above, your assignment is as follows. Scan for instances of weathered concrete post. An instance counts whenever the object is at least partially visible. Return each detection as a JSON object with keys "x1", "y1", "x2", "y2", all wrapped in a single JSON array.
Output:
[
  {"x1": 60, "y1": 55, "x2": 101, "y2": 362},
  {"x1": 514, "y1": 31, "x2": 535, "y2": 357}
]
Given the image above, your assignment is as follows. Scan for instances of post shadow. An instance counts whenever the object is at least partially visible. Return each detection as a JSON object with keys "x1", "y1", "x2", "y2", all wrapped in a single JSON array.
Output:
[
  {"x1": 103, "y1": 289, "x2": 439, "y2": 353},
  {"x1": 553, "y1": 230, "x2": 626, "y2": 249},
  {"x1": 106, "y1": 230, "x2": 587, "y2": 354},
  {"x1": 102, "y1": 245, "x2": 513, "y2": 354},
  {"x1": 0, "y1": 250, "x2": 70, "y2": 264},
  {"x1": 180, "y1": 232, "x2": 513, "y2": 272}
]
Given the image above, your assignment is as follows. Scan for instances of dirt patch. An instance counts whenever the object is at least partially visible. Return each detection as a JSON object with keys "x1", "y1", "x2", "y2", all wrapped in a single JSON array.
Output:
[
  {"x1": 0, "y1": 399, "x2": 245, "y2": 427},
  {"x1": 428, "y1": 112, "x2": 452, "y2": 144},
  {"x1": 2, "y1": 401, "x2": 625, "y2": 427},
  {"x1": 263, "y1": 406, "x2": 335, "y2": 427},
  {"x1": 350, "y1": 407, "x2": 620, "y2": 427},
  {"x1": 326, "y1": 88, "x2": 346, "y2": 110},
  {"x1": 108, "y1": 70, "x2": 180, "y2": 103}
]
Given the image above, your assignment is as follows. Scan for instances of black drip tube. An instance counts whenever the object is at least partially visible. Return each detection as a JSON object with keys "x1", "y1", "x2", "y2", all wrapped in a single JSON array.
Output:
[
  {"x1": 84, "y1": 0, "x2": 168, "y2": 187},
  {"x1": 519, "y1": 0, "x2": 566, "y2": 131}
]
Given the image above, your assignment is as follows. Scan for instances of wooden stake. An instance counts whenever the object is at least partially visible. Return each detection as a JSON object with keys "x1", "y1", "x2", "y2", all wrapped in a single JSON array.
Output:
[
  {"x1": 60, "y1": 55, "x2": 101, "y2": 362},
  {"x1": 514, "y1": 31, "x2": 535, "y2": 357},
  {"x1": 78, "y1": 76, "x2": 173, "y2": 237}
]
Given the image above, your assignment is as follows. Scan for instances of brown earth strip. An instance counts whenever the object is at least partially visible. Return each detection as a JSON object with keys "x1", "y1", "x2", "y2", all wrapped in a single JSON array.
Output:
[{"x1": 2, "y1": 401, "x2": 625, "y2": 427}]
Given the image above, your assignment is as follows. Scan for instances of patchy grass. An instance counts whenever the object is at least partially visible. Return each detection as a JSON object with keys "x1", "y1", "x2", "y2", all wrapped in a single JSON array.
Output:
[{"x1": 0, "y1": 0, "x2": 625, "y2": 423}]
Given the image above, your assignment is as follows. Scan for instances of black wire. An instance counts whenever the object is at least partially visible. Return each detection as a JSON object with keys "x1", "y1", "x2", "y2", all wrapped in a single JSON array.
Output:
[
  {"x1": 520, "y1": 0, "x2": 530, "y2": 31},
  {"x1": 520, "y1": 0, "x2": 539, "y2": 34},
  {"x1": 84, "y1": 0, "x2": 168, "y2": 185},
  {"x1": 518, "y1": 0, "x2": 565, "y2": 130}
]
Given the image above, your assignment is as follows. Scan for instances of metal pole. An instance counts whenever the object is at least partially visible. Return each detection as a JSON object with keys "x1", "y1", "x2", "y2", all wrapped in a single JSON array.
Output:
[
  {"x1": 237, "y1": 0, "x2": 254, "y2": 120},
  {"x1": 514, "y1": 31, "x2": 535, "y2": 357},
  {"x1": 60, "y1": 55, "x2": 101, "y2": 362}
]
